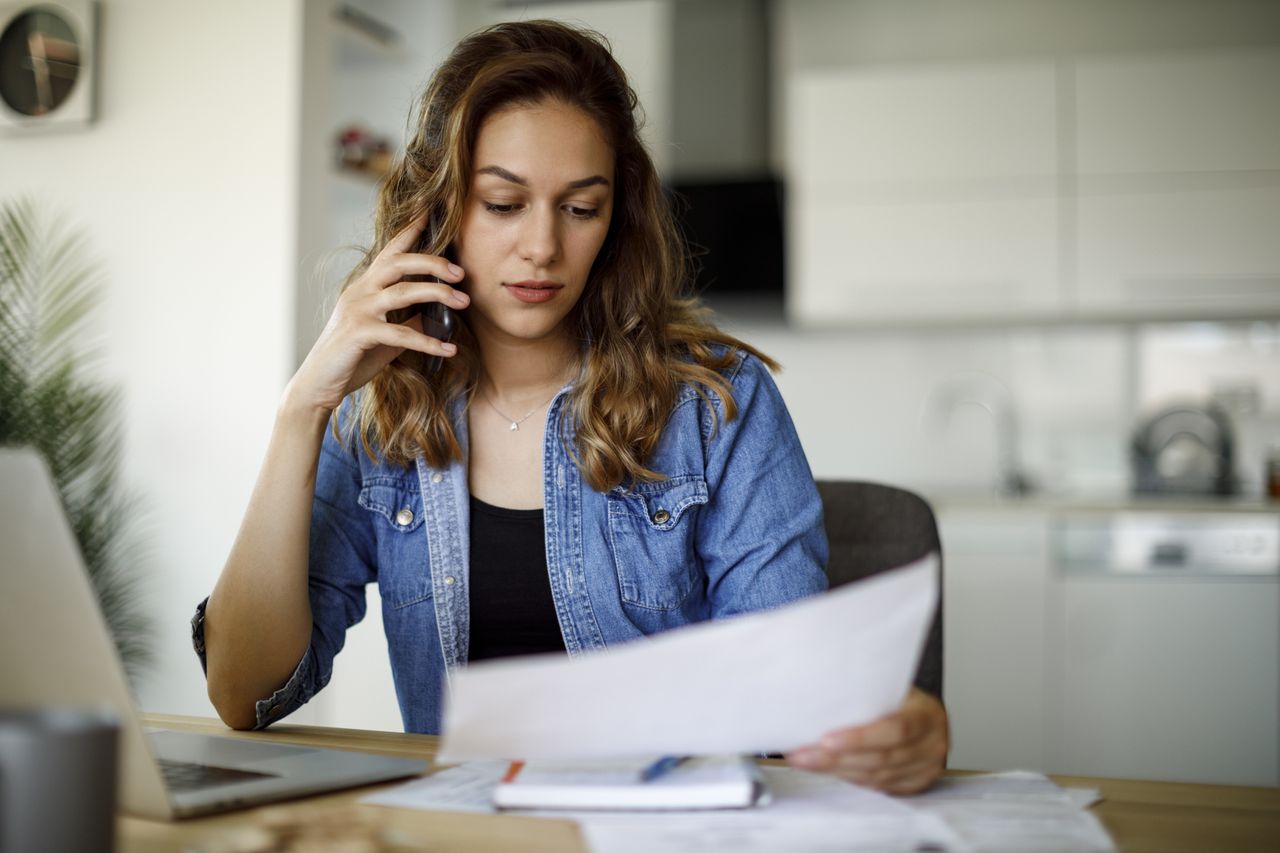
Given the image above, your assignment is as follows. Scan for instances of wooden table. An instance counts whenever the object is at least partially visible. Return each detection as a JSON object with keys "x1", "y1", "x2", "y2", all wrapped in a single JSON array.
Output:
[{"x1": 121, "y1": 714, "x2": 1280, "y2": 852}]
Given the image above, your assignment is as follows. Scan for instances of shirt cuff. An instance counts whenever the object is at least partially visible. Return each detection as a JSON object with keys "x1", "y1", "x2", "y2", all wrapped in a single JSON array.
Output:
[
  {"x1": 190, "y1": 597, "x2": 210, "y2": 675},
  {"x1": 252, "y1": 651, "x2": 315, "y2": 730}
]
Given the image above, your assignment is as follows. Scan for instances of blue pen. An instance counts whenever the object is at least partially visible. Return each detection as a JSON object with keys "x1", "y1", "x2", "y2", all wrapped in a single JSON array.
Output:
[{"x1": 640, "y1": 755, "x2": 692, "y2": 782}]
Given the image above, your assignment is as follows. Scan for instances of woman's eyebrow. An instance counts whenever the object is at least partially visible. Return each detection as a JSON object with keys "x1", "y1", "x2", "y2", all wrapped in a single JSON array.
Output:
[{"x1": 476, "y1": 165, "x2": 610, "y2": 190}]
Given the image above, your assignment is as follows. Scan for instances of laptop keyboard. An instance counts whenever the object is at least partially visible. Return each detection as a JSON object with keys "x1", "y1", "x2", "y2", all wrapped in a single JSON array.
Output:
[{"x1": 158, "y1": 758, "x2": 279, "y2": 792}]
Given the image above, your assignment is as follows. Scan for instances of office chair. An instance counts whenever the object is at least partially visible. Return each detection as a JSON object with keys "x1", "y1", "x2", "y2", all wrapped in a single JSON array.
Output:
[{"x1": 815, "y1": 480, "x2": 943, "y2": 699}]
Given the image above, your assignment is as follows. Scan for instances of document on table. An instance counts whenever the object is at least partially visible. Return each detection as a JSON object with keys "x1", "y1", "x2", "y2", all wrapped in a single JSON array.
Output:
[
  {"x1": 437, "y1": 554, "x2": 938, "y2": 762},
  {"x1": 576, "y1": 813, "x2": 961, "y2": 853},
  {"x1": 911, "y1": 770, "x2": 1101, "y2": 808},
  {"x1": 361, "y1": 764, "x2": 1116, "y2": 852},
  {"x1": 906, "y1": 771, "x2": 1115, "y2": 852},
  {"x1": 363, "y1": 763, "x2": 966, "y2": 851}
]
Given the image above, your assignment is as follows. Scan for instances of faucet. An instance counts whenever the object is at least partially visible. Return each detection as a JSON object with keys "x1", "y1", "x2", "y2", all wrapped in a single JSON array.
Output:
[{"x1": 925, "y1": 372, "x2": 1034, "y2": 498}]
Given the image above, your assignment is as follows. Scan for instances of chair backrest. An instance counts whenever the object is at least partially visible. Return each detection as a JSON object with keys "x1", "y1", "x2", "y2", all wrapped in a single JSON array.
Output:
[{"x1": 815, "y1": 480, "x2": 944, "y2": 699}]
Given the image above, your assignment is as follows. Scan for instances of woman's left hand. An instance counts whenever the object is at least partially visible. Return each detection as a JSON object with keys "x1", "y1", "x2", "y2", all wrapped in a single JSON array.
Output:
[{"x1": 784, "y1": 688, "x2": 950, "y2": 795}]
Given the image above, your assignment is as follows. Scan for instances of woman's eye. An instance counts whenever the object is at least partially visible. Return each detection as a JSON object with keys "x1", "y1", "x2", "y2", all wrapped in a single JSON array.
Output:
[
  {"x1": 565, "y1": 205, "x2": 599, "y2": 220},
  {"x1": 483, "y1": 202, "x2": 520, "y2": 215}
]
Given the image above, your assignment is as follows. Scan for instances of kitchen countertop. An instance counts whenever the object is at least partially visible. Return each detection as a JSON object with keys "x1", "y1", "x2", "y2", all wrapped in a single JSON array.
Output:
[{"x1": 925, "y1": 491, "x2": 1280, "y2": 515}]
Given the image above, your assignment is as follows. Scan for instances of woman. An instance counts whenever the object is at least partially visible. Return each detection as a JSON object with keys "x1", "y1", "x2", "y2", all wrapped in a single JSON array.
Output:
[{"x1": 195, "y1": 20, "x2": 947, "y2": 795}]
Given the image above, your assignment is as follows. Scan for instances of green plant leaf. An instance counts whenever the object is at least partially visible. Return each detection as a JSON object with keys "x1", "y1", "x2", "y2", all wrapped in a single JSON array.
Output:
[{"x1": 0, "y1": 196, "x2": 153, "y2": 684}]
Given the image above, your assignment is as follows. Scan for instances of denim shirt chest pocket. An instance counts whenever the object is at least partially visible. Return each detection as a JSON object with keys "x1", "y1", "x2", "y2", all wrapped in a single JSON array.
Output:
[
  {"x1": 357, "y1": 477, "x2": 431, "y2": 609},
  {"x1": 607, "y1": 475, "x2": 708, "y2": 610}
]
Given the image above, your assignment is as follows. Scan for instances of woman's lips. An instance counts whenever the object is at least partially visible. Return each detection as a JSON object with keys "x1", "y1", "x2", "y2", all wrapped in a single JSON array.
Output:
[{"x1": 504, "y1": 281, "x2": 563, "y2": 304}]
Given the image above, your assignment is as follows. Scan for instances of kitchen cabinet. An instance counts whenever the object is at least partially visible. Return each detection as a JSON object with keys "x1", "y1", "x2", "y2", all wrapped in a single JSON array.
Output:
[
  {"x1": 939, "y1": 501, "x2": 1280, "y2": 786},
  {"x1": 786, "y1": 47, "x2": 1280, "y2": 326},
  {"x1": 939, "y1": 508, "x2": 1052, "y2": 773},
  {"x1": 1045, "y1": 512, "x2": 1280, "y2": 786},
  {"x1": 1073, "y1": 48, "x2": 1280, "y2": 318},
  {"x1": 787, "y1": 63, "x2": 1061, "y2": 326}
]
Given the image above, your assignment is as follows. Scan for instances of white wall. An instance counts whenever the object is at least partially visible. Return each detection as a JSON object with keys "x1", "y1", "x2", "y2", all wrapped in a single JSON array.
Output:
[
  {"x1": 301, "y1": 0, "x2": 459, "y2": 368},
  {"x1": 0, "y1": 0, "x2": 310, "y2": 719},
  {"x1": 720, "y1": 318, "x2": 1136, "y2": 498}
]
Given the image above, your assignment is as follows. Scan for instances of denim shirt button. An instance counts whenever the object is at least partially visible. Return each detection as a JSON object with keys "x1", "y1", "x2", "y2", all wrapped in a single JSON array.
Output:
[
  {"x1": 395, "y1": 508, "x2": 414, "y2": 526},
  {"x1": 444, "y1": 575, "x2": 456, "y2": 585},
  {"x1": 431, "y1": 473, "x2": 443, "y2": 484},
  {"x1": 652, "y1": 509, "x2": 671, "y2": 524}
]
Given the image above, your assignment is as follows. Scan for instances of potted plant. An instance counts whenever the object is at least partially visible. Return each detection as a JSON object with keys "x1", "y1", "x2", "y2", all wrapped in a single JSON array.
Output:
[{"x1": 0, "y1": 197, "x2": 152, "y2": 683}]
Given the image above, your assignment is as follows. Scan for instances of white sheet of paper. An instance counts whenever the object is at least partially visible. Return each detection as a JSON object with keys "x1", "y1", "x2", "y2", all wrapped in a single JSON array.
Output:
[
  {"x1": 1066, "y1": 787, "x2": 1103, "y2": 810},
  {"x1": 549, "y1": 771, "x2": 962, "y2": 853},
  {"x1": 908, "y1": 770, "x2": 1081, "y2": 805},
  {"x1": 904, "y1": 771, "x2": 1115, "y2": 852},
  {"x1": 578, "y1": 812, "x2": 965, "y2": 853},
  {"x1": 361, "y1": 760, "x2": 510, "y2": 813},
  {"x1": 910, "y1": 801, "x2": 1114, "y2": 852},
  {"x1": 437, "y1": 555, "x2": 937, "y2": 762}
]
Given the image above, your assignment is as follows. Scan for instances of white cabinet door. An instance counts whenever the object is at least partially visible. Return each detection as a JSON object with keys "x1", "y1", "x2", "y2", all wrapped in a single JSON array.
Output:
[
  {"x1": 939, "y1": 509, "x2": 1052, "y2": 773},
  {"x1": 787, "y1": 63, "x2": 1061, "y2": 326},
  {"x1": 1048, "y1": 575, "x2": 1279, "y2": 786},
  {"x1": 1074, "y1": 48, "x2": 1280, "y2": 317}
]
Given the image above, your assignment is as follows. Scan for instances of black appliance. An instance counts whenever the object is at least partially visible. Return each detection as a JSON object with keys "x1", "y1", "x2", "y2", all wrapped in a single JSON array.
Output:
[
  {"x1": 666, "y1": 176, "x2": 784, "y2": 297},
  {"x1": 1131, "y1": 402, "x2": 1237, "y2": 496}
]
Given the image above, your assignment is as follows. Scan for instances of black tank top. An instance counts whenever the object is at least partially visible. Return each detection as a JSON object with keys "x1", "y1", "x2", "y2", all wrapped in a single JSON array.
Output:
[{"x1": 466, "y1": 496, "x2": 567, "y2": 661}]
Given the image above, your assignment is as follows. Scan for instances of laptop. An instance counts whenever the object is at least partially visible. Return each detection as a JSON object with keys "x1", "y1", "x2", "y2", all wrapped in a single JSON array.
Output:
[{"x1": 0, "y1": 447, "x2": 425, "y2": 819}]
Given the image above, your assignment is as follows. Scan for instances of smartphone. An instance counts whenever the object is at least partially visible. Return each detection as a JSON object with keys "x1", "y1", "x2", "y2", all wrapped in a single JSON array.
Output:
[
  {"x1": 406, "y1": 231, "x2": 460, "y2": 374},
  {"x1": 421, "y1": 301, "x2": 457, "y2": 375}
]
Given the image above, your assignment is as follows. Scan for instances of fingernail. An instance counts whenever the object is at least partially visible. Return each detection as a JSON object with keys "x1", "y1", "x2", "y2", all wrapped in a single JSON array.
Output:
[
  {"x1": 442, "y1": 342, "x2": 457, "y2": 354},
  {"x1": 448, "y1": 263, "x2": 463, "y2": 277},
  {"x1": 451, "y1": 291, "x2": 469, "y2": 306}
]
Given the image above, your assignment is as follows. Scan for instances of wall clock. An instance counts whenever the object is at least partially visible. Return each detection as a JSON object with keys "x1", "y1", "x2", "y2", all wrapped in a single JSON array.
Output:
[{"x1": 0, "y1": 0, "x2": 97, "y2": 132}]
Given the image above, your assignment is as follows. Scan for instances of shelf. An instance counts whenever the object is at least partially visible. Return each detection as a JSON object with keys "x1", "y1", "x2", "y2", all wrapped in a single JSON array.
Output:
[{"x1": 331, "y1": 3, "x2": 407, "y2": 64}]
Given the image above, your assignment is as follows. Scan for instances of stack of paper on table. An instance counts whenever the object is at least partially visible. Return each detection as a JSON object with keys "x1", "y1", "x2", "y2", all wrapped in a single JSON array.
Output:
[
  {"x1": 364, "y1": 763, "x2": 963, "y2": 850},
  {"x1": 493, "y1": 755, "x2": 765, "y2": 811},
  {"x1": 364, "y1": 765, "x2": 1115, "y2": 852}
]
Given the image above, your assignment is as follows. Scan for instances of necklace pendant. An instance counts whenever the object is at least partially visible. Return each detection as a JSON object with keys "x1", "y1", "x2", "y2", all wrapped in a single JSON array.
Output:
[{"x1": 509, "y1": 421, "x2": 519, "y2": 432}]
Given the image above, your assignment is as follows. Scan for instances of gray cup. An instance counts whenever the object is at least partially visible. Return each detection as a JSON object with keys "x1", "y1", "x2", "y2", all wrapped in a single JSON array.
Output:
[{"x1": 0, "y1": 709, "x2": 119, "y2": 853}]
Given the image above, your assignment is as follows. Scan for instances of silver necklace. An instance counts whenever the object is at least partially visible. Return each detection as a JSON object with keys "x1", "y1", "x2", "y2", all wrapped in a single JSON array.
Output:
[{"x1": 481, "y1": 389, "x2": 557, "y2": 432}]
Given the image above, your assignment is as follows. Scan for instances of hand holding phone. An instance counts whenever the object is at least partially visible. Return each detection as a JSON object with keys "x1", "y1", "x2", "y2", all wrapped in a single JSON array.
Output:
[{"x1": 287, "y1": 213, "x2": 463, "y2": 414}]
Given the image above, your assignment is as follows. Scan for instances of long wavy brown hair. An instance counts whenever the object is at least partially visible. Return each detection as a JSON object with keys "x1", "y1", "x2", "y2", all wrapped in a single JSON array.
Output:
[{"x1": 347, "y1": 19, "x2": 776, "y2": 492}]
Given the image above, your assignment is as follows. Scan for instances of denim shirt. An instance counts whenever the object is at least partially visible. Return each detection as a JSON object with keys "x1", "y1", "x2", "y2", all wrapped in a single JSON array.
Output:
[{"x1": 193, "y1": 350, "x2": 829, "y2": 734}]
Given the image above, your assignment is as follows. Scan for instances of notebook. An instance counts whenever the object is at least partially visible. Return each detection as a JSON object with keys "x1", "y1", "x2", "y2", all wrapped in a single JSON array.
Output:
[
  {"x1": 493, "y1": 754, "x2": 767, "y2": 811},
  {"x1": 0, "y1": 447, "x2": 425, "y2": 819}
]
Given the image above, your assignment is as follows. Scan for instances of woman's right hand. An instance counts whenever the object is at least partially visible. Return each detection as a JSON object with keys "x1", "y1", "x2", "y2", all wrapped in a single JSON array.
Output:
[{"x1": 286, "y1": 213, "x2": 469, "y2": 414}]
